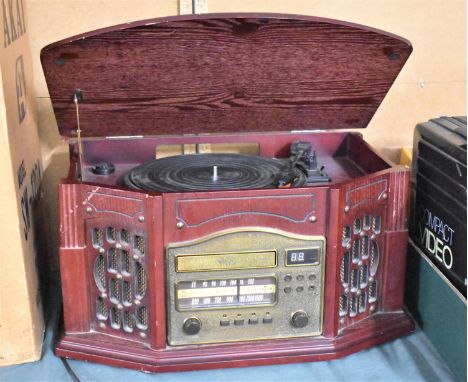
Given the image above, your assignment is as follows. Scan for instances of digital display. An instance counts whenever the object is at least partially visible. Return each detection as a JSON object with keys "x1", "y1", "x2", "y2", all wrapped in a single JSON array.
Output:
[
  {"x1": 176, "y1": 277, "x2": 276, "y2": 310},
  {"x1": 176, "y1": 251, "x2": 276, "y2": 272},
  {"x1": 286, "y1": 248, "x2": 320, "y2": 266}
]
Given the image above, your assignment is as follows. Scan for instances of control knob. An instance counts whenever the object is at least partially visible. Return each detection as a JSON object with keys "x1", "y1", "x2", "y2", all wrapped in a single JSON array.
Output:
[
  {"x1": 291, "y1": 310, "x2": 309, "y2": 328},
  {"x1": 183, "y1": 317, "x2": 201, "y2": 335}
]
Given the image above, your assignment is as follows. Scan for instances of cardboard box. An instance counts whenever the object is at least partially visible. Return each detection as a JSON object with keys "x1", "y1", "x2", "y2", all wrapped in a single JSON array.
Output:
[{"x1": 0, "y1": 0, "x2": 45, "y2": 366}]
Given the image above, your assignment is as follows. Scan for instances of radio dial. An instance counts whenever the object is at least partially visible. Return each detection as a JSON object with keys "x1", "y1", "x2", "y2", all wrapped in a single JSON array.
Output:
[
  {"x1": 183, "y1": 317, "x2": 202, "y2": 335},
  {"x1": 291, "y1": 311, "x2": 309, "y2": 328}
]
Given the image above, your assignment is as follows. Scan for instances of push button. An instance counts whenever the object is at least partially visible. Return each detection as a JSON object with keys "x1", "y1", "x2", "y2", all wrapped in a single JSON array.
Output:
[
  {"x1": 234, "y1": 316, "x2": 244, "y2": 325},
  {"x1": 263, "y1": 314, "x2": 273, "y2": 324},
  {"x1": 249, "y1": 315, "x2": 258, "y2": 324}
]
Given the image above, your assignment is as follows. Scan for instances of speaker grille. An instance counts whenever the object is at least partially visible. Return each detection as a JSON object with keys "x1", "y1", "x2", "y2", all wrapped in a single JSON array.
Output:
[
  {"x1": 350, "y1": 268, "x2": 358, "y2": 292},
  {"x1": 352, "y1": 240, "x2": 360, "y2": 263},
  {"x1": 369, "y1": 280, "x2": 378, "y2": 303},
  {"x1": 107, "y1": 226, "x2": 116, "y2": 243},
  {"x1": 361, "y1": 235, "x2": 369, "y2": 259},
  {"x1": 136, "y1": 306, "x2": 148, "y2": 330},
  {"x1": 120, "y1": 228, "x2": 130, "y2": 244},
  {"x1": 135, "y1": 261, "x2": 147, "y2": 299},
  {"x1": 370, "y1": 241, "x2": 380, "y2": 276},
  {"x1": 123, "y1": 310, "x2": 135, "y2": 333},
  {"x1": 121, "y1": 250, "x2": 131, "y2": 275},
  {"x1": 134, "y1": 235, "x2": 145, "y2": 255},
  {"x1": 342, "y1": 226, "x2": 351, "y2": 247},
  {"x1": 339, "y1": 213, "x2": 383, "y2": 327},
  {"x1": 340, "y1": 251, "x2": 350, "y2": 286},
  {"x1": 339, "y1": 294, "x2": 348, "y2": 317},
  {"x1": 349, "y1": 295, "x2": 357, "y2": 317},
  {"x1": 108, "y1": 248, "x2": 118, "y2": 272},
  {"x1": 358, "y1": 291, "x2": 367, "y2": 313},
  {"x1": 359, "y1": 264, "x2": 368, "y2": 288},
  {"x1": 96, "y1": 297, "x2": 108, "y2": 320},
  {"x1": 372, "y1": 216, "x2": 381, "y2": 234},
  {"x1": 353, "y1": 218, "x2": 362, "y2": 234},
  {"x1": 90, "y1": 223, "x2": 149, "y2": 339},
  {"x1": 93, "y1": 255, "x2": 106, "y2": 292},
  {"x1": 110, "y1": 306, "x2": 122, "y2": 329},
  {"x1": 123, "y1": 280, "x2": 132, "y2": 306},
  {"x1": 92, "y1": 228, "x2": 104, "y2": 247},
  {"x1": 109, "y1": 278, "x2": 121, "y2": 304},
  {"x1": 363, "y1": 215, "x2": 371, "y2": 230}
]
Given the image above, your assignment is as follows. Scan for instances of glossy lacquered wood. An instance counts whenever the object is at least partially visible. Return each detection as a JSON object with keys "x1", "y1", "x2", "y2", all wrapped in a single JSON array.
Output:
[
  {"x1": 40, "y1": 14, "x2": 411, "y2": 138},
  {"x1": 56, "y1": 312, "x2": 414, "y2": 372},
  {"x1": 50, "y1": 13, "x2": 414, "y2": 373},
  {"x1": 56, "y1": 130, "x2": 413, "y2": 371}
]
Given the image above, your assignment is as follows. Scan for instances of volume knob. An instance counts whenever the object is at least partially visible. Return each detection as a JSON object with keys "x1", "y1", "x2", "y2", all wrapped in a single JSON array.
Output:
[
  {"x1": 291, "y1": 311, "x2": 309, "y2": 328},
  {"x1": 183, "y1": 317, "x2": 201, "y2": 335}
]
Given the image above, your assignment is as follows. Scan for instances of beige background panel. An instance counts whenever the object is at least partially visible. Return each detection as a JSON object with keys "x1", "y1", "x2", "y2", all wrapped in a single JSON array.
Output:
[
  {"x1": 24, "y1": 0, "x2": 466, "y2": 269},
  {"x1": 208, "y1": 0, "x2": 466, "y2": 80},
  {"x1": 28, "y1": 0, "x2": 178, "y2": 98},
  {"x1": 368, "y1": 81, "x2": 467, "y2": 153},
  {"x1": 26, "y1": 0, "x2": 466, "y2": 156}
]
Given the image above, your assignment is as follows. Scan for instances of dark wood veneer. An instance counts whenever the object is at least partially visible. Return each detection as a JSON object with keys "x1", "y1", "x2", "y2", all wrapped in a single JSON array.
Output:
[
  {"x1": 56, "y1": 132, "x2": 414, "y2": 370},
  {"x1": 56, "y1": 312, "x2": 413, "y2": 372},
  {"x1": 48, "y1": 13, "x2": 414, "y2": 373},
  {"x1": 41, "y1": 14, "x2": 411, "y2": 138}
]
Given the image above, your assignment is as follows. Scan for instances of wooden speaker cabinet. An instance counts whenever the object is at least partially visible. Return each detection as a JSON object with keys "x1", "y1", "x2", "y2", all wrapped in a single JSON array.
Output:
[{"x1": 40, "y1": 13, "x2": 414, "y2": 372}]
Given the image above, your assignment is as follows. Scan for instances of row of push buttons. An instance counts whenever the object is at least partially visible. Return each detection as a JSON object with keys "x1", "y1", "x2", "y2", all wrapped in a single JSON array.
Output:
[
  {"x1": 284, "y1": 285, "x2": 315, "y2": 293},
  {"x1": 220, "y1": 313, "x2": 273, "y2": 326},
  {"x1": 284, "y1": 274, "x2": 316, "y2": 282}
]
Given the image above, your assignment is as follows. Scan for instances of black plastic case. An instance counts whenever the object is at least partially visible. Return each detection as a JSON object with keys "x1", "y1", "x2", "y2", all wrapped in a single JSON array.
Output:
[{"x1": 410, "y1": 116, "x2": 467, "y2": 296}]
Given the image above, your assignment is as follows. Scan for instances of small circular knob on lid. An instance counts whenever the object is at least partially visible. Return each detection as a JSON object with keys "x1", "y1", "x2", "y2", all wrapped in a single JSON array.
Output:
[
  {"x1": 183, "y1": 317, "x2": 201, "y2": 335},
  {"x1": 90, "y1": 162, "x2": 115, "y2": 175},
  {"x1": 291, "y1": 311, "x2": 309, "y2": 328}
]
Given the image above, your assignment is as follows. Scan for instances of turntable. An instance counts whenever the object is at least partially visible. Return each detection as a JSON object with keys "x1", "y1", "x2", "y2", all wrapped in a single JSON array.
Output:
[
  {"x1": 41, "y1": 13, "x2": 414, "y2": 372},
  {"x1": 122, "y1": 140, "x2": 328, "y2": 192}
]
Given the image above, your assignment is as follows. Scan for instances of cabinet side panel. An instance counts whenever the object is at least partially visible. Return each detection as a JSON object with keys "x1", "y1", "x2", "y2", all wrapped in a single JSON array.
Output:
[
  {"x1": 59, "y1": 184, "x2": 89, "y2": 332},
  {"x1": 323, "y1": 188, "x2": 340, "y2": 337},
  {"x1": 382, "y1": 169, "x2": 410, "y2": 311}
]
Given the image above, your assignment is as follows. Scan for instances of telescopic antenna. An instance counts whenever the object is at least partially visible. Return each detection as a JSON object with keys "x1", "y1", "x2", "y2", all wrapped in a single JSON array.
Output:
[{"x1": 73, "y1": 90, "x2": 84, "y2": 181}]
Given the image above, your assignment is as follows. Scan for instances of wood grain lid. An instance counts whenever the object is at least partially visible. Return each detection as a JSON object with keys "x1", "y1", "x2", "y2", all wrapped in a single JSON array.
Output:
[{"x1": 40, "y1": 13, "x2": 412, "y2": 138}]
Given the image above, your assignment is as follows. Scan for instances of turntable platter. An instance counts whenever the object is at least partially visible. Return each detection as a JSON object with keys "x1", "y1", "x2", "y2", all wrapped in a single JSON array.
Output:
[{"x1": 122, "y1": 153, "x2": 306, "y2": 192}]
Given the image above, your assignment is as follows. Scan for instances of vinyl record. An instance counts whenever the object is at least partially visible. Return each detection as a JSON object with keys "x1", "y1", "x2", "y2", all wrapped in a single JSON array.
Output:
[{"x1": 122, "y1": 153, "x2": 305, "y2": 192}]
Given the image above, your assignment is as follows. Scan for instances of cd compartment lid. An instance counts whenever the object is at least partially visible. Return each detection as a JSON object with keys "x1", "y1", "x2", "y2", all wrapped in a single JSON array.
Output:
[{"x1": 40, "y1": 13, "x2": 412, "y2": 138}]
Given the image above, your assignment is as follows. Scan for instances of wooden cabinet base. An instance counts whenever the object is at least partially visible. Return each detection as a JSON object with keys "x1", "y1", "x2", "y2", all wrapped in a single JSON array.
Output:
[{"x1": 56, "y1": 311, "x2": 413, "y2": 372}]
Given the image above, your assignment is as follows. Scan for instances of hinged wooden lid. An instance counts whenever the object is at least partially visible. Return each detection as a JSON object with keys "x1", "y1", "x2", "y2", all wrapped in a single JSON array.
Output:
[{"x1": 40, "y1": 13, "x2": 412, "y2": 138}]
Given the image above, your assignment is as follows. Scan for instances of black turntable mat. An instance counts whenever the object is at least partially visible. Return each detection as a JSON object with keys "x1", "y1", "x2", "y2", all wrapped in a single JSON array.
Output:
[{"x1": 122, "y1": 153, "x2": 305, "y2": 192}]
